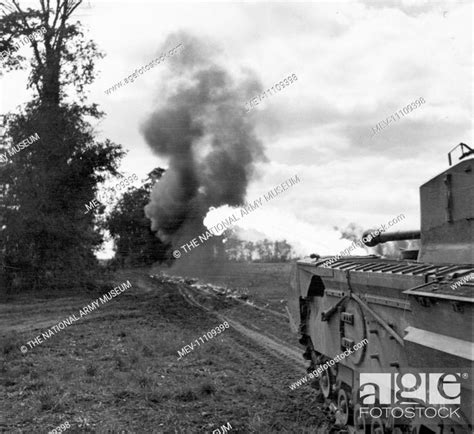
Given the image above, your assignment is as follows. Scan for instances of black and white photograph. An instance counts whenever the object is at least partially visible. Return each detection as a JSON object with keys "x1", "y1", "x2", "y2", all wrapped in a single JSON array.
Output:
[{"x1": 0, "y1": 0, "x2": 473, "y2": 432}]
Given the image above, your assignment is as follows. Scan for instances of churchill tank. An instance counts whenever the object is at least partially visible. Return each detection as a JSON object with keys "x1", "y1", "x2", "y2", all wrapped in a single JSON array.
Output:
[{"x1": 287, "y1": 143, "x2": 474, "y2": 433}]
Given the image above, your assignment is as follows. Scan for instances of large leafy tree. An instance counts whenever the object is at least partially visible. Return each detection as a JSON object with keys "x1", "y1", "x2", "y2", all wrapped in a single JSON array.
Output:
[
  {"x1": 106, "y1": 168, "x2": 171, "y2": 267},
  {"x1": 0, "y1": 0, "x2": 124, "y2": 291}
]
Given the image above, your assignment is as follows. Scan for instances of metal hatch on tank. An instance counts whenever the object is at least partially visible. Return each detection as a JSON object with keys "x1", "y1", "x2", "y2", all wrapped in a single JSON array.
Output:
[{"x1": 286, "y1": 143, "x2": 474, "y2": 434}]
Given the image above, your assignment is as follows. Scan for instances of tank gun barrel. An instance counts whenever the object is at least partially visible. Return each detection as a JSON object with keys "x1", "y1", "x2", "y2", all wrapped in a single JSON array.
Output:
[{"x1": 362, "y1": 229, "x2": 420, "y2": 247}]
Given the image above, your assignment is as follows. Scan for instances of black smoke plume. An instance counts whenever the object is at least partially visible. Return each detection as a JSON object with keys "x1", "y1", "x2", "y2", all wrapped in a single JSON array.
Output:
[{"x1": 141, "y1": 33, "x2": 266, "y2": 250}]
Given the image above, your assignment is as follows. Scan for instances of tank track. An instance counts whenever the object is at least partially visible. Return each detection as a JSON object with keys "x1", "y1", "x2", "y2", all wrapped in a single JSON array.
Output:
[{"x1": 298, "y1": 297, "x2": 432, "y2": 434}]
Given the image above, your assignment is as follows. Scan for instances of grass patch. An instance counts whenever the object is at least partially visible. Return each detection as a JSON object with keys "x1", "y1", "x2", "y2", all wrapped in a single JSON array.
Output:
[{"x1": 1, "y1": 269, "x2": 327, "y2": 432}]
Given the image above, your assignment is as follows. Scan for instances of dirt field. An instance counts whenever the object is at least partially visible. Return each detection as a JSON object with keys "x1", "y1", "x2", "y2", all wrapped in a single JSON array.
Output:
[
  {"x1": 0, "y1": 263, "x2": 329, "y2": 433},
  {"x1": 152, "y1": 262, "x2": 293, "y2": 314}
]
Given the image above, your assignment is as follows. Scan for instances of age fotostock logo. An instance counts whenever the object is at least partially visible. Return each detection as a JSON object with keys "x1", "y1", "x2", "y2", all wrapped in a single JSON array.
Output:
[{"x1": 359, "y1": 373, "x2": 464, "y2": 420}]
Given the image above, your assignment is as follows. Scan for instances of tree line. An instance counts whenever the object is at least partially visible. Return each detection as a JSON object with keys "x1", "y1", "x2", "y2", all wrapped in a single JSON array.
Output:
[
  {"x1": 223, "y1": 236, "x2": 295, "y2": 262},
  {"x1": 0, "y1": 0, "x2": 295, "y2": 295}
]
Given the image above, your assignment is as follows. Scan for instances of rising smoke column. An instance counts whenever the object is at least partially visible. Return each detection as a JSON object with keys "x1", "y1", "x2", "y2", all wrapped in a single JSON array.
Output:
[{"x1": 141, "y1": 32, "x2": 266, "y2": 247}]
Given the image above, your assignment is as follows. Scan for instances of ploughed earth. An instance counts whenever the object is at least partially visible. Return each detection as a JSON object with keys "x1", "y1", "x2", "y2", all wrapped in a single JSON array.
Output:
[{"x1": 0, "y1": 263, "x2": 330, "y2": 433}]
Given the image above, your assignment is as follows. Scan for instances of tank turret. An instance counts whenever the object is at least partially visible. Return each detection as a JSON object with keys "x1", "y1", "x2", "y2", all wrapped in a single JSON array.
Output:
[{"x1": 362, "y1": 143, "x2": 474, "y2": 264}]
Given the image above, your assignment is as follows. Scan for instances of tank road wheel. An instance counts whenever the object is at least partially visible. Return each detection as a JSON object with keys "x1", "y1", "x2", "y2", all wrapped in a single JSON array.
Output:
[
  {"x1": 335, "y1": 388, "x2": 351, "y2": 426},
  {"x1": 409, "y1": 425, "x2": 443, "y2": 434},
  {"x1": 370, "y1": 418, "x2": 385, "y2": 434},
  {"x1": 386, "y1": 415, "x2": 404, "y2": 434},
  {"x1": 353, "y1": 404, "x2": 367, "y2": 434},
  {"x1": 318, "y1": 366, "x2": 333, "y2": 398}
]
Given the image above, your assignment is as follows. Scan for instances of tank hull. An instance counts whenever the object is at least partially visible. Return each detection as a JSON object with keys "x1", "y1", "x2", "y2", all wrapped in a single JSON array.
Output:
[{"x1": 288, "y1": 256, "x2": 474, "y2": 433}]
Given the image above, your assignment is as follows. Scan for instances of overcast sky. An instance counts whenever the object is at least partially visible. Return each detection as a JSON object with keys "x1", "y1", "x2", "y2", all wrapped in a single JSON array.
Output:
[{"x1": 1, "y1": 0, "x2": 472, "y2": 256}]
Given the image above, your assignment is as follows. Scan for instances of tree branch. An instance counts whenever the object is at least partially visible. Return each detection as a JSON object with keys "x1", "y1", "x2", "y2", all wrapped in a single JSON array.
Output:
[
  {"x1": 10, "y1": 0, "x2": 44, "y2": 71},
  {"x1": 39, "y1": 0, "x2": 48, "y2": 26},
  {"x1": 51, "y1": 0, "x2": 61, "y2": 34},
  {"x1": 40, "y1": 0, "x2": 53, "y2": 54},
  {"x1": 64, "y1": 0, "x2": 81, "y2": 19},
  {"x1": 0, "y1": 1, "x2": 15, "y2": 17}
]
